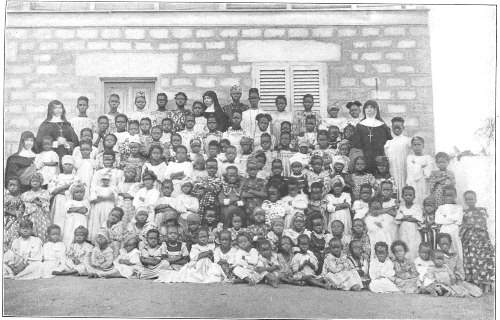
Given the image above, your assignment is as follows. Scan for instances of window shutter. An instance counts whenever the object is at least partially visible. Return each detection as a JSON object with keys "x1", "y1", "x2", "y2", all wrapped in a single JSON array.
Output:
[
  {"x1": 291, "y1": 66, "x2": 322, "y2": 111},
  {"x1": 254, "y1": 66, "x2": 288, "y2": 111}
]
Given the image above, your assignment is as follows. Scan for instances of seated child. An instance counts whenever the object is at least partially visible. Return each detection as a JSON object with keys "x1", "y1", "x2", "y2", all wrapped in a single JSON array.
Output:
[
  {"x1": 276, "y1": 236, "x2": 295, "y2": 284},
  {"x1": 427, "y1": 249, "x2": 463, "y2": 297},
  {"x1": 283, "y1": 212, "x2": 311, "y2": 246},
  {"x1": 139, "y1": 229, "x2": 170, "y2": 279},
  {"x1": 351, "y1": 218, "x2": 371, "y2": 260},
  {"x1": 227, "y1": 213, "x2": 246, "y2": 247},
  {"x1": 290, "y1": 234, "x2": 330, "y2": 289},
  {"x1": 156, "y1": 228, "x2": 225, "y2": 283},
  {"x1": 86, "y1": 229, "x2": 116, "y2": 278},
  {"x1": 61, "y1": 226, "x2": 94, "y2": 276},
  {"x1": 203, "y1": 209, "x2": 223, "y2": 245},
  {"x1": 414, "y1": 242, "x2": 438, "y2": 295},
  {"x1": 266, "y1": 217, "x2": 285, "y2": 251},
  {"x1": 111, "y1": 234, "x2": 143, "y2": 279},
  {"x1": 247, "y1": 207, "x2": 269, "y2": 245},
  {"x1": 391, "y1": 240, "x2": 419, "y2": 294},
  {"x1": 309, "y1": 213, "x2": 332, "y2": 275},
  {"x1": 347, "y1": 240, "x2": 370, "y2": 288},
  {"x1": 41, "y1": 224, "x2": 70, "y2": 278},
  {"x1": 232, "y1": 232, "x2": 261, "y2": 285},
  {"x1": 321, "y1": 238, "x2": 363, "y2": 291},
  {"x1": 214, "y1": 230, "x2": 237, "y2": 280},
  {"x1": 255, "y1": 239, "x2": 281, "y2": 288},
  {"x1": 351, "y1": 184, "x2": 372, "y2": 220},
  {"x1": 126, "y1": 208, "x2": 157, "y2": 247},
  {"x1": 368, "y1": 241, "x2": 400, "y2": 293},
  {"x1": 3, "y1": 219, "x2": 43, "y2": 280},
  {"x1": 163, "y1": 225, "x2": 190, "y2": 271},
  {"x1": 104, "y1": 207, "x2": 126, "y2": 258},
  {"x1": 184, "y1": 213, "x2": 201, "y2": 252}
]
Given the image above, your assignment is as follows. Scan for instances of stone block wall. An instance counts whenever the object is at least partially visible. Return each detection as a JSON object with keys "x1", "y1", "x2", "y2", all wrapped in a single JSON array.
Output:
[{"x1": 4, "y1": 12, "x2": 434, "y2": 157}]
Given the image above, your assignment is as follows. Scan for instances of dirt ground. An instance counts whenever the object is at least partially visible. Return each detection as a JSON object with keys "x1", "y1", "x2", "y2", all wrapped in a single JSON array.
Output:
[{"x1": 3, "y1": 277, "x2": 495, "y2": 319}]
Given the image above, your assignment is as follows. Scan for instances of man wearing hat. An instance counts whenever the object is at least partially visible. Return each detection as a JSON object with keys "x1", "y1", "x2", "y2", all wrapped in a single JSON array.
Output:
[{"x1": 222, "y1": 85, "x2": 249, "y2": 121}]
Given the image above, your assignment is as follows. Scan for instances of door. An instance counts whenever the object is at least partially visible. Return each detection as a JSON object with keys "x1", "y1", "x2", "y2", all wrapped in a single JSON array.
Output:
[{"x1": 103, "y1": 80, "x2": 156, "y2": 115}]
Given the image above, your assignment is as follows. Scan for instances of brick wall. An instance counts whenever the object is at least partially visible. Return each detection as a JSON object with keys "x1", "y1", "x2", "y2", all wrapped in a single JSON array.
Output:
[{"x1": 4, "y1": 13, "x2": 434, "y2": 157}]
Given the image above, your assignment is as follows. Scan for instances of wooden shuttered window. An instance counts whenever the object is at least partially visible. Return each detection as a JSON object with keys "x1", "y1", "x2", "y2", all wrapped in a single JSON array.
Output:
[{"x1": 253, "y1": 63, "x2": 327, "y2": 114}]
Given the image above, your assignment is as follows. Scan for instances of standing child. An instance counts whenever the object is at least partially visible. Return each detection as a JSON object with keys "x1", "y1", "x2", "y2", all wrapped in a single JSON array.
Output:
[
  {"x1": 240, "y1": 160, "x2": 267, "y2": 219},
  {"x1": 347, "y1": 240, "x2": 370, "y2": 288},
  {"x1": 160, "y1": 118, "x2": 174, "y2": 146},
  {"x1": 142, "y1": 145, "x2": 168, "y2": 185},
  {"x1": 192, "y1": 101, "x2": 208, "y2": 135},
  {"x1": 292, "y1": 142, "x2": 311, "y2": 169},
  {"x1": 364, "y1": 197, "x2": 393, "y2": 259},
  {"x1": 48, "y1": 155, "x2": 80, "y2": 234},
  {"x1": 391, "y1": 240, "x2": 420, "y2": 293},
  {"x1": 218, "y1": 145, "x2": 240, "y2": 177},
  {"x1": 269, "y1": 95, "x2": 293, "y2": 142},
  {"x1": 219, "y1": 166, "x2": 245, "y2": 228},
  {"x1": 164, "y1": 145, "x2": 193, "y2": 197},
  {"x1": 396, "y1": 186, "x2": 423, "y2": 261},
  {"x1": 406, "y1": 136, "x2": 434, "y2": 205},
  {"x1": 113, "y1": 114, "x2": 132, "y2": 162},
  {"x1": 331, "y1": 140, "x2": 351, "y2": 174},
  {"x1": 4, "y1": 178, "x2": 25, "y2": 249},
  {"x1": 94, "y1": 116, "x2": 111, "y2": 151},
  {"x1": 190, "y1": 155, "x2": 208, "y2": 181},
  {"x1": 305, "y1": 156, "x2": 330, "y2": 193},
  {"x1": 291, "y1": 234, "x2": 330, "y2": 289},
  {"x1": 86, "y1": 229, "x2": 116, "y2": 278},
  {"x1": 281, "y1": 178, "x2": 308, "y2": 227},
  {"x1": 460, "y1": 190, "x2": 495, "y2": 293},
  {"x1": 241, "y1": 88, "x2": 263, "y2": 138},
  {"x1": 373, "y1": 156, "x2": 397, "y2": 198},
  {"x1": 276, "y1": 132, "x2": 295, "y2": 177},
  {"x1": 214, "y1": 230, "x2": 238, "y2": 280},
  {"x1": 351, "y1": 184, "x2": 372, "y2": 220},
  {"x1": 133, "y1": 170, "x2": 160, "y2": 221},
  {"x1": 349, "y1": 156, "x2": 376, "y2": 200},
  {"x1": 253, "y1": 114, "x2": 275, "y2": 150},
  {"x1": 345, "y1": 101, "x2": 362, "y2": 127},
  {"x1": 41, "y1": 225, "x2": 69, "y2": 278},
  {"x1": 238, "y1": 137, "x2": 254, "y2": 176},
  {"x1": 418, "y1": 196, "x2": 440, "y2": 248},
  {"x1": 222, "y1": 109, "x2": 248, "y2": 155},
  {"x1": 104, "y1": 94, "x2": 120, "y2": 133},
  {"x1": 129, "y1": 92, "x2": 151, "y2": 122},
  {"x1": 62, "y1": 183, "x2": 90, "y2": 247},
  {"x1": 435, "y1": 186, "x2": 464, "y2": 261},
  {"x1": 293, "y1": 94, "x2": 322, "y2": 136},
  {"x1": 35, "y1": 136, "x2": 60, "y2": 189},
  {"x1": 203, "y1": 209, "x2": 223, "y2": 245},
  {"x1": 69, "y1": 96, "x2": 95, "y2": 139},
  {"x1": 192, "y1": 158, "x2": 223, "y2": 223},
  {"x1": 262, "y1": 184, "x2": 294, "y2": 228},
  {"x1": 326, "y1": 177, "x2": 352, "y2": 235},
  {"x1": 368, "y1": 241, "x2": 400, "y2": 293},
  {"x1": 228, "y1": 213, "x2": 246, "y2": 247},
  {"x1": 301, "y1": 116, "x2": 318, "y2": 150},
  {"x1": 428, "y1": 152, "x2": 455, "y2": 206},
  {"x1": 63, "y1": 226, "x2": 93, "y2": 276},
  {"x1": 309, "y1": 213, "x2": 332, "y2": 275},
  {"x1": 88, "y1": 174, "x2": 117, "y2": 239},
  {"x1": 203, "y1": 116, "x2": 223, "y2": 154},
  {"x1": 321, "y1": 103, "x2": 347, "y2": 132},
  {"x1": 4, "y1": 219, "x2": 43, "y2": 280},
  {"x1": 351, "y1": 219, "x2": 371, "y2": 260},
  {"x1": 74, "y1": 140, "x2": 96, "y2": 199},
  {"x1": 20, "y1": 174, "x2": 51, "y2": 243},
  {"x1": 96, "y1": 134, "x2": 121, "y2": 169},
  {"x1": 305, "y1": 182, "x2": 328, "y2": 229},
  {"x1": 117, "y1": 165, "x2": 142, "y2": 224},
  {"x1": 384, "y1": 117, "x2": 411, "y2": 199},
  {"x1": 103, "y1": 207, "x2": 126, "y2": 258},
  {"x1": 222, "y1": 85, "x2": 249, "y2": 126},
  {"x1": 139, "y1": 229, "x2": 170, "y2": 279},
  {"x1": 321, "y1": 238, "x2": 363, "y2": 291}
]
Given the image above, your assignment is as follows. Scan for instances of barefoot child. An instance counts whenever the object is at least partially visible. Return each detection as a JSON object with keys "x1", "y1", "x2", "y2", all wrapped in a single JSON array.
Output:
[
  {"x1": 396, "y1": 186, "x2": 423, "y2": 261},
  {"x1": 391, "y1": 240, "x2": 419, "y2": 293},
  {"x1": 406, "y1": 136, "x2": 434, "y2": 205},
  {"x1": 87, "y1": 229, "x2": 116, "y2": 278},
  {"x1": 290, "y1": 234, "x2": 330, "y2": 289},
  {"x1": 233, "y1": 232, "x2": 260, "y2": 285},
  {"x1": 103, "y1": 207, "x2": 126, "y2": 258},
  {"x1": 62, "y1": 183, "x2": 90, "y2": 247},
  {"x1": 163, "y1": 225, "x2": 190, "y2": 271},
  {"x1": 139, "y1": 229, "x2": 170, "y2": 279},
  {"x1": 368, "y1": 241, "x2": 400, "y2": 293},
  {"x1": 276, "y1": 236, "x2": 295, "y2": 284},
  {"x1": 347, "y1": 240, "x2": 370, "y2": 289},
  {"x1": 214, "y1": 230, "x2": 237, "y2": 280},
  {"x1": 321, "y1": 238, "x2": 363, "y2": 291},
  {"x1": 20, "y1": 174, "x2": 51, "y2": 243},
  {"x1": 418, "y1": 196, "x2": 440, "y2": 248},
  {"x1": 255, "y1": 240, "x2": 281, "y2": 287},
  {"x1": 112, "y1": 235, "x2": 143, "y2": 279},
  {"x1": 435, "y1": 186, "x2": 464, "y2": 261},
  {"x1": 428, "y1": 152, "x2": 455, "y2": 206},
  {"x1": 64, "y1": 226, "x2": 93, "y2": 276}
]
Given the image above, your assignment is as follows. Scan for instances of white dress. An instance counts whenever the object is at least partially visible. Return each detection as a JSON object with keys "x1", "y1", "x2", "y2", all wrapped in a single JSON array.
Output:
[
  {"x1": 384, "y1": 135, "x2": 411, "y2": 199},
  {"x1": 365, "y1": 213, "x2": 393, "y2": 259},
  {"x1": 88, "y1": 186, "x2": 117, "y2": 240},
  {"x1": 382, "y1": 198, "x2": 399, "y2": 245},
  {"x1": 326, "y1": 193, "x2": 352, "y2": 235},
  {"x1": 113, "y1": 248, "x2": 143, "y2": 279},
  {"x1": 268, "y1": 110, "x2": 293, "y2": 142},
  {"x1": 406, "y1": 154, "x2": 434, "y2": 205},
  {"x1": 241, "y1": 107, "x2": 263, "y2": 138},
  {"x1": 396, "y1": 204, "x2": 423, "y2": 262},
  {"x1": 291, "y1": 250, "x2": 319, "y2": 279},
  {"x1": 75, "y1": 158, "x2": 97, "y2": 199},
  {"x1": 35, "y1": 150, "x2": 59, "y2": 187},
  {"x1": 213, "y1": 247, "x2": 237, "y2": 267},
  {"x1": 164, "y1": 161, "x2": 193, "y2": 197},
  {"x1": 41, "y1": 241, "x2": 70, "y2": 278},
  {"x1": 435, "y1": 204, "x2": 464, "y2": 261},
  {"x1": 48, "y1": 173, "x2": 80, "y2": 231},
  {"x1": 352, "y1": 200, "x2": 369, "y2": 220},
  {"x1": 232, "y1": 248, "x2": 260, "y2": 280},
  {"x1": 69, "y1": 116, "x2": 95, "y2": 138},
  {"x1": 4, "y1": 236, "x2": 43, "y2": 280},
  {"x1": 368, "y1": 258, "x2": 401, "y2": 293},
  {"x1": 155, "y1": 243, "x2": 225, "y2": 283},
  {"x1": 62, "y1": 199, "x2": 91, "y2": 247},
  {"x1": 222, "y1": 128, "x2": 248, "y2": 155},
  {"x1": 142, "y1": 162, "x2": 168, "y2": 185},
  {"x1": 176, "y1": 194, "x2": 199, "y2": 221},
  {"x1": 132, "y1": 187, "x2": 161, "y2": 222}
]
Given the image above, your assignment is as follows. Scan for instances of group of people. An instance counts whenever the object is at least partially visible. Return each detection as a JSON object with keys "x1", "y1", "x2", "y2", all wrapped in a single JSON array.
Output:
[{"x1": 3, "y1": 86, "x2": 495, "y2": 297}]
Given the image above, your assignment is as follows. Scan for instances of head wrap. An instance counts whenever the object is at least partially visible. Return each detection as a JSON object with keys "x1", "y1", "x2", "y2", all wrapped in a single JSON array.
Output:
[
  {"x1": 293, "y1": 212, "x2": 306, "y2": 222},
  {"x1": 337, "y1": 139, "x2": 349, "y2": 149},
  {"x1": 128, "y1": 135, "x2": 141, "y2": 145},
  {"x1": 61, "y1": 155, "x2": 75, "y2": 165},
  {"x1": 240, "y1": 136, "x2": 253, "y2": 145},
  {"x1": 328, "y1": 103, "x2": 340, "y2": 111},
  {"x1": 186, "y1": 213, "x2": 201, "y2": 223},
  {"x1": 180, "y1": 177, "x2": 193, "y2": 187},
  {"x1": 123, "y1": 164, "x2": 137, "y2": 173},
  {"x1": 299, "y1": 140, "x2": 310, "y2": 148},
  {"x1": 69, "y1": 182, "x2": 86, "y2": 195},
  {"x1": 123, "y1": 234, "x2": 140, "y2": 246},
  {"x1": 230, "y1": 85, "x2": 242, "y2": 94},
  {"x1": 190, "y1": 138, "x2": 201, "y2": 146},
  {"x1": 136, "y1": 206, "x2": 150, "y2": 215},
  {"x1": 330, "y1": 176, "x2": 345, "y2": 189},
  {"x1": 95, "y1": 228, "x2": 111, "y2": 243},
  {"x1": 252, "y1": 207, "x2": 265, "y2": 216},
  {"x1": 136, "y1": 91, "x2": 145, "y2": 98}
]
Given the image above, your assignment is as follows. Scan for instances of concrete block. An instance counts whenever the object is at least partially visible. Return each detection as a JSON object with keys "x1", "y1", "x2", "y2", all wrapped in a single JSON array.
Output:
[
  {"x1": 206, "y1": 41, "x2": 225, "y2": 49},
  {"x1": 387, "y1": 104, "x2": 407, "y2": 113},
  {"x1": 5, "y1": 78, "x2": 23, "y2": 88},
  {"x1": 6, "y1": 42, "x2": 17, "y2": 61},
  {"x1": 55, "y1": 29, "x2": 76, "y2": 39},
  {"x1": 39, "y1": 42, "x2": 58, "y2": 50},
  {"x1": 397, "y1": 65, "x2": 415, "y2": 73},
  {"x1": 172, "y1": 28, "x2": 193, "y2": 39},
  {"x1": 221, "y1": 54, "x2": 235, "y2": 61},
  {"x1": 36, "y1": 65, "x2": 57, "y2": 74},
  {"x1": 160, "y1": 78, "x2": 170, "y2": 87},
  {"x1": 361, "y1": 52, "x2": 382, "y2": 61},
  {"x1": 372, "y1": 64, "x2": 391, "y2": 73},
  {"x1": 264, "y1": 28, "x2": 286, "y2": 38},
  {"x1": 125, "y1": 28, "x2": 145, "y2": 39},
  {"x1": 182, "y1": 42, "x2": 203, "y2": 49},
  {"x1": 21, "y1": 42, "x2": 35, "y2": 50},
  {"x1": 231, "y1": 65, "x2": 251, "y2": 73},
  {"x1": 397, "y1": 40, "x2": 417, "y2": 49},
  {"x1": 63, "y1": 41, "x2": 85, "y2": 50},
  {"x1": 353, "y1": 64, "x2": 365, "y2": 73},
  {"x1": 195, "y1": 78, "x2": 216, "y2": 88},
  {"x1": 6, "y1": 29, "x2": 28, "y2": 39},
  {"x1": 412, "y1": 77, "x2": 432, "y2": 87},
  {"x1": 384, "y1": 27, "x2": 406, "y2": 36},
  {"x1": 33, "y1": 54, "x2": 51, "y2": 62},
  {"x1": 242, "y1": 29, "x2": 262, "y2": 37},
  {"x1": 370, "y1": 90, "x2": 391, "y2": 99},
  {"x1": 386, "y1": 52, "x2": 404, "y2": 60},
  {"x1": 386, "y1": 78, "x2": 406, "y2": 86},
  {"x1": 312, "y1": 27, "x2": 334, "y2": 37},
  {"x1": 220, "y1": 29, "x2": 239, "y2": 37},
  {"x1": 338, "y1": 28, "x2": 357, "y2": 37},
  {"x1": 135, "y1": 42, "x2": 153, "y2": 50},
  {"x1": 340, "y1": 78, "x2": 357, "y2": 87},
  {"x1": 361, "y1": 78, "x2": 377, "y2": 86},
  {"x1": 11, "y1": 91, "x2": 33, "y2": 100},
  {"x1": 362, "y1": 27, "x2": 379, "y2": 36},
  {"x1": 406, "y1": 117, "x2": 420, "y2": 126},
  {"x1": 219, "y1": 78, "x2": 241, "y2": 87},
  {"x1": 372, "y1": 40, "x2": 392, "y2": 48},
  {"x1": 182, "y1": 64, "x2": 203, "y2": 74},
  {"x1": 111, "y1": 42, "x2": 132, "y2": 50},
  {"x1": 101, "y1": 29, "x2": 121, "y2": 39},
  {"x1": 196, "y1": 29, "x2": 215, "y2": 38},
  {"x1": 239, "y1": 40, "x2": 341, "y2": 62},
  {"x1": 36, "y1": 91, "x2": 57, "y2": 100},
  {"x1": 5, "y1": 105, "x2": 23, "y2": 113},
  {"x1": 32, "y1": 29, "x2": 52, "y2": 39},
  {"x1": 206, "y1": 65, "x2": 226, "y2": 74},
  {"x1": 31, "y1": 82, "x2": 47, "y2": 89},
  {"x1": 353, "y1": 41, "x2": 367, "y2": 48},
  {"x1": 9, "y1": 65, "x2": 33, "y2": 74},
  {"x1": 77, "y1": 29, "x2": 98, "y2": 39},
  {"x1": 149, "y1": 29, "x2": 169, "y2": 39},
  {"x1": 182, "y1": 53, "x2": 193, "y2": 61},
  {"x1": 9, "y1": 117, "x2": 31, "y2": 128},
  {"x1": 87, "y1": 41, "x2": 108, "y2": 50},
  {"x1": 172, "y1": 78, "x2": 193, "y2": 87},
  {"x1": 288, "y1": 28, "x2": 309, "y2": 38},
  {"x1": 159, "y1": 43, "x2": 179, "y2": 50},
  {"x1": 397, "y1": 91, "x2": 416, "y2": 100},
  {"x1": 409, "y1": 27, "x2": 428, "y2": 36},
  {"x1": 351, "y1": 53, "x2": 358, "y2": 60}
]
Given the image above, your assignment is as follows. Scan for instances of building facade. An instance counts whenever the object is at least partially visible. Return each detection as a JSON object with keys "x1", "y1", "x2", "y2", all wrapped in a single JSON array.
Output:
[{"x1": 4, "y1": 2, "x2": 434, "y2": 157}]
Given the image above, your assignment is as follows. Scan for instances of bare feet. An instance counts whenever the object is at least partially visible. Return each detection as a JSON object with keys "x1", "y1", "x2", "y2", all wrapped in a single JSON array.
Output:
[{"x1": 351, "y1": 284, "x2": 361, "y2": 291}]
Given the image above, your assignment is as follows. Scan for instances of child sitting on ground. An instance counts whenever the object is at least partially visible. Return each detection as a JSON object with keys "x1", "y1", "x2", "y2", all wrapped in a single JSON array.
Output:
[
  {"x1": 41, "y1": 225, "x2": 70, "y2": 278},
  {"x1": 347, "y1": 240, "x2": 370, "y2": 289},
  {"x1": 321, "y1": 238, "x2": 363, "y2": 291},
  {"x1": 62, "y1": 226, "x2": 94, "y2": 276},
  {"x1": 214, "y1": 230, "x2": 237, "y2": 280},
  {"x1": 111, "y1": 234, "x2": 143, "y2": 279},
  {"x1": 87, "y1": 229, "x2": 116, "y2": 278},
  {"x1": 139, "y1": 229, "x2": 170, "y2": 280},
  {"x1": 368, "y1": 241, "x2": 400, "y2": 293},
  {"x1": 290, "y1": 234, "x2": 330, "y2": 289},
  {"x1": 391, "y1": 240, "x2": 419, "y2": 294}
]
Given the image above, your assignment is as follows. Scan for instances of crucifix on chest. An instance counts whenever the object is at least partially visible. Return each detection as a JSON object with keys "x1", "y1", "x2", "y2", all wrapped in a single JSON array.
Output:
[{"x1": 367, "y1": 128, "x2": 374, "y2": 142}]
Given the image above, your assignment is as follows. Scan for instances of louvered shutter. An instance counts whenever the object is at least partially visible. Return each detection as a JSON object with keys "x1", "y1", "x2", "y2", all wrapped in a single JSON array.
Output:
[
  {"x1": 253, "y1": 66, "x2": 289, "y2": 111},
  {"x1": 291, "y1": 65, "x2": 323, "y2": 112}
]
